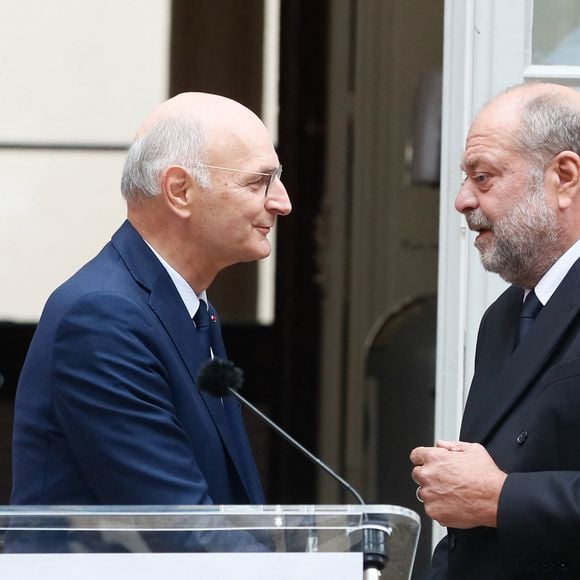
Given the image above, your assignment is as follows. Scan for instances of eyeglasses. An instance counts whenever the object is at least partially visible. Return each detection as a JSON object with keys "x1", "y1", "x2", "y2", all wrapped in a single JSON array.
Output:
[{"x1": 194, "y1": 164, "x2": 283, "y2": 197}]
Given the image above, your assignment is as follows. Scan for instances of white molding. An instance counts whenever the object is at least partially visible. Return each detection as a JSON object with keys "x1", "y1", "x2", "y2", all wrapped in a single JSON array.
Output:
[
  {"x1": 435, "y1": 0, "x2": 531, "y2": 546},
  {"x1": 437, "y1": 0, "x2": 529, "y2": 442},
  {"x1": 524, "y1": 65, "x2": 580, "y2": 83}
]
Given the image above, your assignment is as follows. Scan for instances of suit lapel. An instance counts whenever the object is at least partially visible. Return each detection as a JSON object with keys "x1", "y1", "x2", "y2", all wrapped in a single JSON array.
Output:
[
  {"x1": 462, "y1": 264, "x2": 580, "y2": 442},
  {"x1": 112, "y1": 222, "x2": 210, "y2": 382},
  {"x1": 111, "y1": 221, "x2": 261, "y2": 502}
]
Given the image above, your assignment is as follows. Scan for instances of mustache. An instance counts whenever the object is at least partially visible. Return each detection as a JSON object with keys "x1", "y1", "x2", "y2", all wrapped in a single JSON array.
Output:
[{"x1": 465, "y1": 209, "x2": 493, "y2": 230}]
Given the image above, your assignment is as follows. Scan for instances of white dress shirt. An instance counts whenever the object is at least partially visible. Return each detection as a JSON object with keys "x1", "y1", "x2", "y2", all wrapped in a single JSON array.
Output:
[{"x1": 531, "y1": 239, "x2": 580, "y2": 305}]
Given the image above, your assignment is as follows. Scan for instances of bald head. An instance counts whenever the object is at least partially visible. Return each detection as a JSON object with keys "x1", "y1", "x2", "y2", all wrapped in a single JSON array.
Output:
[
  {"x1": 121, "y1": 92, "x2": 271, "y2": 201},
  {"x1": 487, "y1": 82, "x2": 580, "y2": 112},
  {"x1": 473, "y1": 82, "x2": 580, "y2": 171},
  {"x1": 119, "y1": 91, "x2": 290, "y2": 291},
  {"x1": 136, "y1": 92, "x2": 265, "y2": 140}
]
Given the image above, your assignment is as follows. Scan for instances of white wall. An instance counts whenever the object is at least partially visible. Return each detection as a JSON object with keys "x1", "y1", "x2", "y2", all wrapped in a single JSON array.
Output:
[{"x1": 0, "y1": 0, "x2": 170, "y2": 321}]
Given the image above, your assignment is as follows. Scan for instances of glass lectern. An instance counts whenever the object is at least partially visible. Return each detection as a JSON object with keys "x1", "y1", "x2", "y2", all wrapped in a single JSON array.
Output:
[{"x1": 0, "y1": 504, "x2": 420, "y2": 579}]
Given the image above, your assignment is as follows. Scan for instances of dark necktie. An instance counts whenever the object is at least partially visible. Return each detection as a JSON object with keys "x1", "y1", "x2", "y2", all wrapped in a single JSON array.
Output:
[
  {"x1": 193, "y1": 301, "x2": 211, "y2": 358},
  {"x1": 517, "y1": 290, "x2": 543, "y2": 344}
]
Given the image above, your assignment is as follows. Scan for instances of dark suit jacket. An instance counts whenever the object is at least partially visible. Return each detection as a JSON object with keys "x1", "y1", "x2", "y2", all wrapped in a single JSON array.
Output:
[
  {"x1": 427, "y1": 258, "x2": 580, "y2": 579},
  {"x1": 11, "y1": 220, "x2": 265, "y2": 508}
]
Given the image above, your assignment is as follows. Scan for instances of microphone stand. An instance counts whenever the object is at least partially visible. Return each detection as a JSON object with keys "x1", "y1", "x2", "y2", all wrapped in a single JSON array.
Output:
[{"x1": 226, "y1": 387, "x2": 389, "y2": 579}]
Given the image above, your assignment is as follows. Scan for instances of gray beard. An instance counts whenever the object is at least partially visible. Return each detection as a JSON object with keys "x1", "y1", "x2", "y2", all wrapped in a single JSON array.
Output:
[{"x1": 465, "y1": 181, "x2": 566, "y2": 288}]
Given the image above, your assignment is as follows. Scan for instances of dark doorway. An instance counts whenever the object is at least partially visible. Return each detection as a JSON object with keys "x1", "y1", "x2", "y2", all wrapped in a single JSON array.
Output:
[{"x1": 0, "y1": 323, "x2": 36, "y2": 503}]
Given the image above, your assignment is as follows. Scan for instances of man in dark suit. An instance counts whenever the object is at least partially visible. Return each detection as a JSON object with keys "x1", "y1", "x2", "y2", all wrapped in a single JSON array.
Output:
[
  {"x1": 411, "y1": 82, "x2": 580, "y2": 578},
  {"x1": 10, "y1": 92, "x2": 292, "y2": 509}
]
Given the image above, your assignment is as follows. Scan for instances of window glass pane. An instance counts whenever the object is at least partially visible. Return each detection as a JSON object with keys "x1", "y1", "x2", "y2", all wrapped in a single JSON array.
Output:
[{"x1": 532, "y1": 0, "x2": 580, "y2": 65}]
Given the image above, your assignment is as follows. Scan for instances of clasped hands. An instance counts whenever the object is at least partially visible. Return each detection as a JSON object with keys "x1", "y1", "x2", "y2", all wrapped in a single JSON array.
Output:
[{"x1": 410, "y1": 441, "x2": 507, "y2": 529}]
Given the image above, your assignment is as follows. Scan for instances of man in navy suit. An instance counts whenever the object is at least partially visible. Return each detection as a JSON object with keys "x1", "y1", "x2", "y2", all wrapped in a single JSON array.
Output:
[
  {"x1": 411, "y1": 82, "x2": 580, "y2": 578},
  {"x1": 10, "y1": 92, "x2": 292, "y2": 510}
]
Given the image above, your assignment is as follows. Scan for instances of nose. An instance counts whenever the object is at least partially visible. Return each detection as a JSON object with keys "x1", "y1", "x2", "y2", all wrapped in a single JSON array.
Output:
[
  {"x1": 266, "y1": 179, "x2": 292, "y2": 216},
  {"x1": 454, "y1": 180, "x2": 478, "y2": 214}
]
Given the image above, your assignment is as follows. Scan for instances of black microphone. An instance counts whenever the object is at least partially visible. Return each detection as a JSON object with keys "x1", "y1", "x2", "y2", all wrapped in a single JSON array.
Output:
[
  {"x1": 197, "y1": 358, "x2": 364, "y2": 503},
  {"x1": 196, "y1": 358, "x2": 388, "y2": 575},
  {"x1": 0, "y1": 372, "x2": 4, "y2": 389}
]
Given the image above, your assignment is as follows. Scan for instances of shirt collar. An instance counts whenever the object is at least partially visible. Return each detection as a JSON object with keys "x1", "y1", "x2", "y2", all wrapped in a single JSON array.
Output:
[
  {"x1": 144, "y1": 242, "x2": 207, "y2": 318},
  {"x1": 530, "y1": 239, "x2": 580, "y2": 306}
]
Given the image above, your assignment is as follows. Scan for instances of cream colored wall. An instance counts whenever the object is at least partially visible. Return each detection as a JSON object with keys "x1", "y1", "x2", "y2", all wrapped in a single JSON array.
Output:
[
  {"x1": 0, "y1": 151, "x2": 127, "y2": 320},
  {"x1": 0, "y1": 0, "x2": 170, "y2": 321}
]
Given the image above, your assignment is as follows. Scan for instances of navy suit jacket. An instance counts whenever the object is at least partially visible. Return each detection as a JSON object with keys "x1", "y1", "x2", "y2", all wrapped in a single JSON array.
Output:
[
  {"x1": 11, "y1": 220, "x2": 265, "y2": 508},
  {"x1": 426, "y1": 258, "x2": 580, "y2": 579}
]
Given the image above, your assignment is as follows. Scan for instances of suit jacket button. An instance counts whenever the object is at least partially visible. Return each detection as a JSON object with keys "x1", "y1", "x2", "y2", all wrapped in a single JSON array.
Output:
[{"x1": 516, "y1": 430, "x2": 528, "y2": 444}]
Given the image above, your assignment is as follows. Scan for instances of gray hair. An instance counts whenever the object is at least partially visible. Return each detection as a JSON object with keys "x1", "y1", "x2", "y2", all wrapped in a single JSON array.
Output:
[
  {"x1": 512, "y1": 90, "x2": 580, "y2": 171},
  {"x1": 121, "y1": 115, "x2": 212, "y2": 201}
]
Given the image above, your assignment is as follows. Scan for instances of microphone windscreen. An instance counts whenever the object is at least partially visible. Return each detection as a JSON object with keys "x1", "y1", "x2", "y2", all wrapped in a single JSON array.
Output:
[{"x1": 197, "y1": 358, "x2": 244, "y2": 397}]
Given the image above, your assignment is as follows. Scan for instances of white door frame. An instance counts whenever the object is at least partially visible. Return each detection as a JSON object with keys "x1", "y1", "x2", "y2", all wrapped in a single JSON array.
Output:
[
  {"x1": 436, "y1": 0, "x2": 530, "y2": 545},
  {"x1": 437, "y1": 0, "x2": 528, "y2": 452}
]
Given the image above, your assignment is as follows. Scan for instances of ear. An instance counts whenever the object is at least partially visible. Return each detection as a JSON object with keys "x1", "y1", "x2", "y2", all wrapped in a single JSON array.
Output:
[
  {"x1": 160, "y1": 165, "x2": 193, "y2": 217},
  {"x1": 549, "y1": 151, "x2": 580, "y2": 210}
]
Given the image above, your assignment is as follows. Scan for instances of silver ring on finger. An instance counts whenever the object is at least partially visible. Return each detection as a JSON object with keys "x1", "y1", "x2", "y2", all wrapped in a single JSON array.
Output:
[{"x1": 416, "y1": 486, "x2": 424, "y2": 503}]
